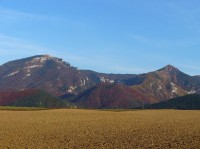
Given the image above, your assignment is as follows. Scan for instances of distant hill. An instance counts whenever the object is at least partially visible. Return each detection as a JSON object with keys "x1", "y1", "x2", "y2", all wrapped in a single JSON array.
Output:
[
  {"x1": 144, "y1": 94, "x2": 200, "y2": 110},
  {"x1": 0, "y1": 90, "x2": 72, "y2": 108},
  {"x1": 72, "y1": 83, "x2": 150, "y2": 109}
]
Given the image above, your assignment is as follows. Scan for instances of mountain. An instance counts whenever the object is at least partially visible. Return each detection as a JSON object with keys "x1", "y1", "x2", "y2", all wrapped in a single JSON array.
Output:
[
  {"x1": 73, "y1": 65, "x2": 200, "y2": 108},
  {"x1": 130, "y1": 65, "x2": 200, "y2": 103},
  {"x1": 0, "y1": 55, "x2": 92, "y2": 96},
  {"x1": 0, "y1": 89, "x2": 66, "y2": 108},
  {"x1": 144, "y1": 94, "x2": 200, "y2": 110},
  {"x1": 0, "y1": 55, "x2": 200, "y2": 108},
  {"x1": 0, "y1": 55, "x2": 137, "y2": 98}
]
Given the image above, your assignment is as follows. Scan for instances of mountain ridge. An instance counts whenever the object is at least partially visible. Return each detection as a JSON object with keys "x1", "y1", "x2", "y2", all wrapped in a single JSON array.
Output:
[{"x1": 0, "y1": 55, "x2": 199, "y2": 108}]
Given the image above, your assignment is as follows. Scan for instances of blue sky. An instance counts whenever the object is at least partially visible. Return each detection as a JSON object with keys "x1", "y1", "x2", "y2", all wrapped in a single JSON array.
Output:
[{"x1": 0, "y1": 0, "x2": 200, "y2": 75}]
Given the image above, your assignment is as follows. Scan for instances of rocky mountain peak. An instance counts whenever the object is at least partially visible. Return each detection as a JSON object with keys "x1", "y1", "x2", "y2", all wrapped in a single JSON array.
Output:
[
  {"x1": 159, "y1": 65, "x2": 179, "y2": 73},
  {"x1": 41, "y1": 54, "x2": 52, "y2": 57},
  {"x1": 27, "y1": 55, "x2": 64, "y2": 65}
]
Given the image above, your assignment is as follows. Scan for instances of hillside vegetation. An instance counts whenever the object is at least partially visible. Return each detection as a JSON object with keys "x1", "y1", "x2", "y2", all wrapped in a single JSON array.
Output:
[
  {"x1": 145, "y1": 94, "x2": 200, "y2": 110},
  {"x1": 0, "y1": 90, "x2": 74, "y2": 108},
  {"x1": 0, "y1": 106, "x2": 46, "y2": 111}
]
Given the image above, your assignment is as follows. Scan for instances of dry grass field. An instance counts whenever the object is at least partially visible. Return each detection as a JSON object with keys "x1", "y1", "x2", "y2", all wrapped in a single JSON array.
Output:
[{"x1": 0, "y1": 109, "x2": 200, "y2": 148}]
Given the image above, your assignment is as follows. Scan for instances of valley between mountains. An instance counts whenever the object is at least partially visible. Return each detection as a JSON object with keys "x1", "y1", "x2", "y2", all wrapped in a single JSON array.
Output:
[{"x1": 0, "y1": 55, "x2": 200, "y2": 109}]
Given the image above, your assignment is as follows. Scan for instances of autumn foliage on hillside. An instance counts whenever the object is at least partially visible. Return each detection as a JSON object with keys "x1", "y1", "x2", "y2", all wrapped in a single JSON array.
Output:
[
  {"x1": 0, "y1": 89, "x2": 70, "y2": 108},
  {"x1": 0, "y1": 90, "x2": 39, "y2": 105},
  {"x1": 73, "y1": 83, "x2": 150, "y2": 108}
]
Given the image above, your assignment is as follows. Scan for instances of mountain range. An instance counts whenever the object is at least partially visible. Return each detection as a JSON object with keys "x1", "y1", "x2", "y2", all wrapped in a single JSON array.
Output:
[{"x1": 0, "y1": 55, "x2": 200, "y2": 108}]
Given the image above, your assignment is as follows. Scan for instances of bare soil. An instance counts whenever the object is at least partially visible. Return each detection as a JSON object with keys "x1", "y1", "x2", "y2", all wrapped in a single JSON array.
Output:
[{"x1": 0, "y1": 109, "x2": 200, "y2": 148}]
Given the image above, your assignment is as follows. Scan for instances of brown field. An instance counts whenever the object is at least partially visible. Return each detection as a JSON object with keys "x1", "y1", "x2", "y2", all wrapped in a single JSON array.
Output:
[{"x1": 0, "y1": 109, "x2": 200, "y2": 148}]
